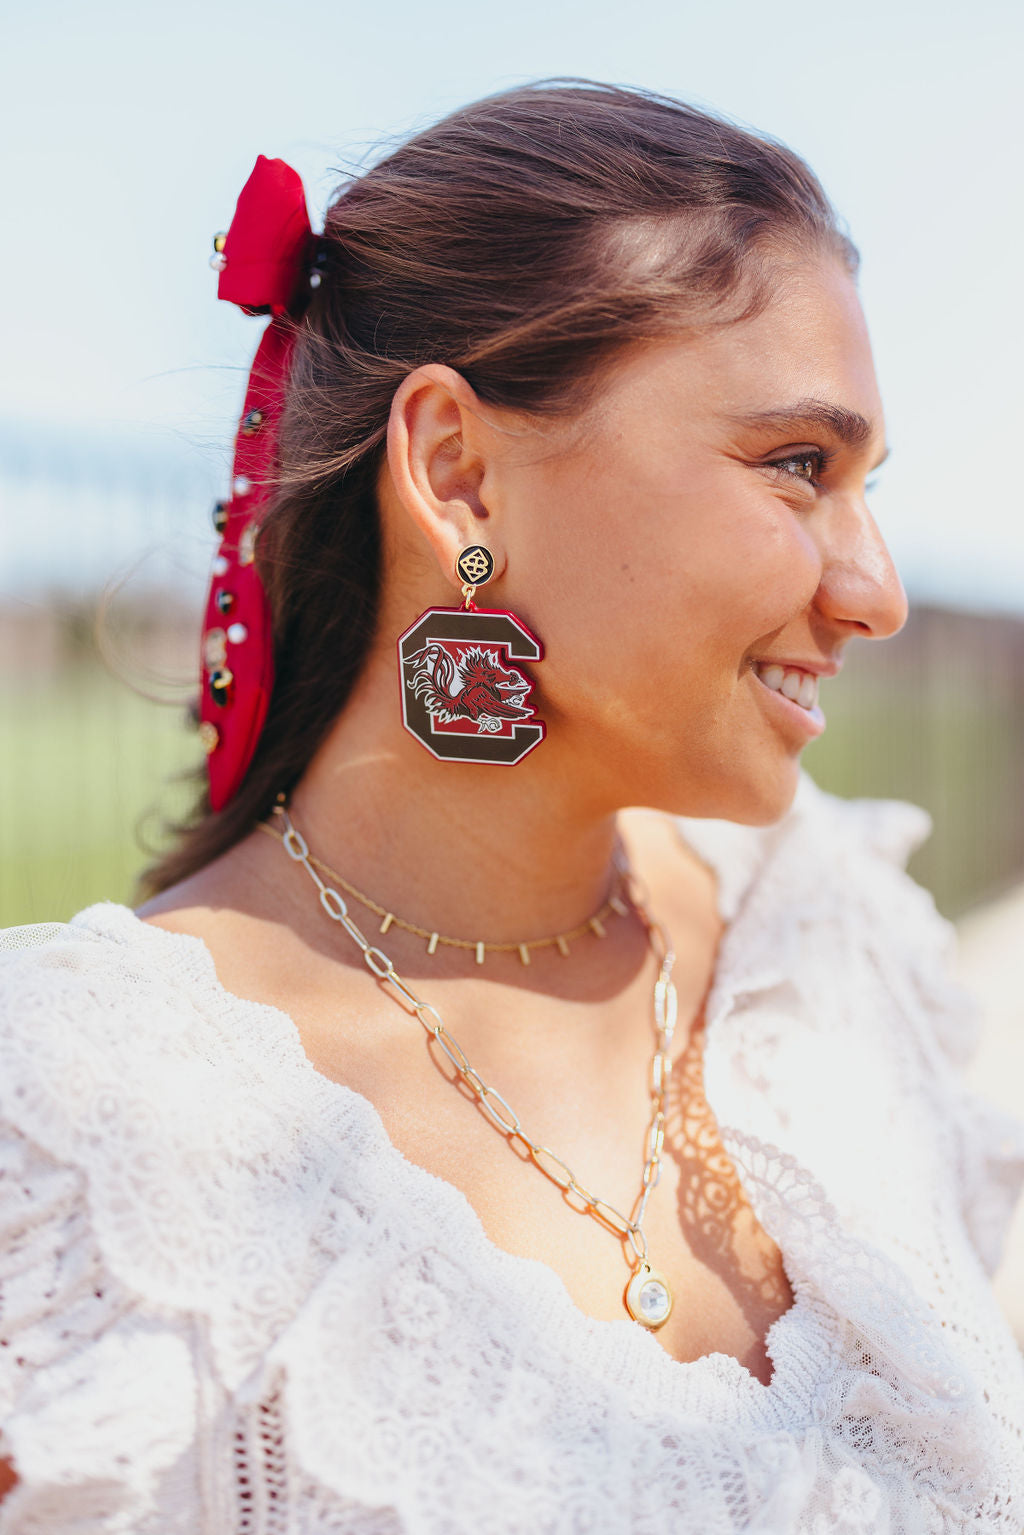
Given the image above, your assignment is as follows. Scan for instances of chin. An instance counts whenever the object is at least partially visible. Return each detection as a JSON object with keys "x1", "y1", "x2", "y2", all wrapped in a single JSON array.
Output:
[{"x1": 667, "y1": 756, "x2": 803, "y2": 827}]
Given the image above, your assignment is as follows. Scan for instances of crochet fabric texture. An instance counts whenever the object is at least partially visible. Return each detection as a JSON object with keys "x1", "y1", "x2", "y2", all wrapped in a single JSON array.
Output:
[{"x1": 0, "y1": 770, "x2": 1022, "y2": 1533}]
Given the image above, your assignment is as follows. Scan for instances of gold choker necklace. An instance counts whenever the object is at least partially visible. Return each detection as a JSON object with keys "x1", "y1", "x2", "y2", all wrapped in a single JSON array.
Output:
[
  {"x1": 269, "y1": 798, "x2": 679, "y2": 1331},
  {"x1": 258, "y1": 810, "x2": 632, "y2": 965}
]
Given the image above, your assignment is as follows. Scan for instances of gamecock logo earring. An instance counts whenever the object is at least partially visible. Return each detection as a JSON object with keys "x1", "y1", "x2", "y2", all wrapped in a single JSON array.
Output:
[{"x1": 396, "y1": 544, "x2": 546, "y2": 764}]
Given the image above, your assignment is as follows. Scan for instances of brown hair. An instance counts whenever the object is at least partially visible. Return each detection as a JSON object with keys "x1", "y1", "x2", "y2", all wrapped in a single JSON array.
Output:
[{"x1": 141, "y1": 77, "x2": 857, "y2": 896}]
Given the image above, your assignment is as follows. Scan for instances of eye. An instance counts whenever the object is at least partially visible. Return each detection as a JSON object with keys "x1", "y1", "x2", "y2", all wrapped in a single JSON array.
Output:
[{"x1": 762, "y1": 448, "x2": 835, "y2": 488}]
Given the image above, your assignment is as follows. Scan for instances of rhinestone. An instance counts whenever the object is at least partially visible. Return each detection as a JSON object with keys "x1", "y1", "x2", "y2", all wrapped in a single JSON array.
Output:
[
  {"x1": 233, "y1": 475, "x2": 252, "y2": 497},
  {"x1": 209, "y1": 667, "x2": 234, "y2": 706},
  {"x1": 212, "y1": 555, "x2": 229, "y2": 577},
  {"x1": 638, "y1": 1280, "x2": 670, "y2": 1323},
  {"x1": 241, "y1": 409, "x2": 265, "y2": 436},
  {"x1": 624, "y1": 1265, "x2": 673, "y2": 1330},
  {"x1": 226, "y1": 623, "x2": 248, "y2": 645},
  {"x1": 211, "y1": 501, "x2": 229, "y2": 535},
  {"x1": 203, "y1": 628, "x2": 227, "y2": 668},
  {"x1": 197, "y1": 721, "x2": 219, "y2": 754},
  {"x1": 215, "y1": 590, "x2": 235, "y2": 615},
  {"x1": 212, "y1": 232, "x2": 227, "y2": 254},
  {"x1": 239, "y1": 521, "x2": 258, "y2": 565}
]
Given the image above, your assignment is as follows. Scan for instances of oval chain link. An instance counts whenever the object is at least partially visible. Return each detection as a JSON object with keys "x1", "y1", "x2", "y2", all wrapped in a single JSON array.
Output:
[{"x1": 275, "y1": 805, "x2": 677, "y2": 1272}]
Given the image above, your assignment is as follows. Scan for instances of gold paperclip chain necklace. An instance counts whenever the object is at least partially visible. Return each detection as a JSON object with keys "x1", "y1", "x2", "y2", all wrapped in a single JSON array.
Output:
[{"x1": 271, "y1": 799, "x2": 679, "y2": 1329}]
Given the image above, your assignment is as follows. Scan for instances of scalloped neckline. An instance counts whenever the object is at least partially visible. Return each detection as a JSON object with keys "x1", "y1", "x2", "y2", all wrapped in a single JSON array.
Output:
[
  {"x1": 81, "y1": 803, "x2": 829, "y2": 1410},
  {"x1": 113, "y1": 901, "x2": 822, "y2": 1411}
]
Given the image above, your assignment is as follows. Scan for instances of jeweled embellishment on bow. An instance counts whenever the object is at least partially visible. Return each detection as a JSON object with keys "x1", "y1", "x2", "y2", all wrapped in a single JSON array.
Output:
[{"x1": 624, "y1": 1264, "x2": 673, "y2": 1329}]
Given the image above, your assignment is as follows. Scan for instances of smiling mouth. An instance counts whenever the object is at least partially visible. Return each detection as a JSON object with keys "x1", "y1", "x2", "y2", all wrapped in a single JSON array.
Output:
[
  {"x1": 751, "y1": 660, "x2": 819, "y2": 713},
  {"x1": 748, "y1": 662, "x2": 827, "y2": 741}
]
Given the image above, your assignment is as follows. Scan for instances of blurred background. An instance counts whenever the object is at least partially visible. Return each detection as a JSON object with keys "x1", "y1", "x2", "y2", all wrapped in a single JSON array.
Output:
[{"x1": 1, "y1": 0, "x2": 1021, "y2": 1330}]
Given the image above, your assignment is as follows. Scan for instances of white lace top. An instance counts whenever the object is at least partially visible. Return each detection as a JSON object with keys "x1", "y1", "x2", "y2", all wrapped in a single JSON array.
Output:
[{"x1": 1, "y1": 770, "x2": 1023, "y2": 1534}]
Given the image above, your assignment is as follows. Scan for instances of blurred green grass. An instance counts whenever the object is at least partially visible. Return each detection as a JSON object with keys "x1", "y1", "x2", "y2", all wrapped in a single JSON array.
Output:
[{"x1": 0, "y1": 664, "x2": 202, "y2": 926}]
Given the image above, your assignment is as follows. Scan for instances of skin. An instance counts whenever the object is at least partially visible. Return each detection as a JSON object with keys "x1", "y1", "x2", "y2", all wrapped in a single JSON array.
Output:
[{"x1": 0, "y1": 253, "x2": 902, "y2": 1500}]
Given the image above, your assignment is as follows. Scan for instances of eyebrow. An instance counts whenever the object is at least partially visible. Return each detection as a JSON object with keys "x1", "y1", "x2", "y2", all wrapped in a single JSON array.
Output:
[{"x1": 726, "y1": 398, "x2": 891, "y2": 468}]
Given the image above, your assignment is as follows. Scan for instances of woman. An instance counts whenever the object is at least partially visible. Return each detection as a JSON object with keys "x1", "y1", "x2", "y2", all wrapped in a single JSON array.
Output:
[{"x1": 1, "y1": 80, "x2": 1022, "y2": 1532}]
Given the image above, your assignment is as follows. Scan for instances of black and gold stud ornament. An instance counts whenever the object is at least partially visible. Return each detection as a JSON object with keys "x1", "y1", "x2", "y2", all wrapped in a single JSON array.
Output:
[
  {"x1": 209, "y1": 667, "x2": 234, "y2": 707},
  {"x1": 455, "y1": 544, "x2": 495, "y2": 608}
]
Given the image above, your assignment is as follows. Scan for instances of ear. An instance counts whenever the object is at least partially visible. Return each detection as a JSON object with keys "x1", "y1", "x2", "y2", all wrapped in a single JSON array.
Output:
[{"x1": 385, "y1": 364, "x2": 506, "y2": 592}]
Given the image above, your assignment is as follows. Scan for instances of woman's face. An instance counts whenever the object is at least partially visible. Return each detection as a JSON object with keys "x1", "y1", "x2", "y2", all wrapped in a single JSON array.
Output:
[{"x1": 495, "y1": 252, "x2": 906, "y2": 825}]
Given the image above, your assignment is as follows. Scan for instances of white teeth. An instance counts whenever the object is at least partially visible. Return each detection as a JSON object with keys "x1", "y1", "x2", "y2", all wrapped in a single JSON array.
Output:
[{"x1": 753, "y1": 662, "x2": 819, "y2": 712}]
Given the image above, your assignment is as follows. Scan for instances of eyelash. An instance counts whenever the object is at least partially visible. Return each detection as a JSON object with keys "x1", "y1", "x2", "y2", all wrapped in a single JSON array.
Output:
[{"x1": 763, "y1": 448, "x2": 837, "y2": 488}]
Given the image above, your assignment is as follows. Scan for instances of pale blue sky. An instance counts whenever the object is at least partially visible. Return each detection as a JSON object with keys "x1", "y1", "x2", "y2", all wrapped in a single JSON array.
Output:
[{"x1": 3, "y1": 0, "x2": 1022, "y2": 610}]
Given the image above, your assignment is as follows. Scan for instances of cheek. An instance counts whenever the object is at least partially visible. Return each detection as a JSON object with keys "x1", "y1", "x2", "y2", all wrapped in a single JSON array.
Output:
[
  {"x1": 683, "y1": 496, "x2": 823, "y2": 650},
  {"x1": 517, "y1": 486, "x2": 661, "y2": 702},
  {"x1": 512, "y1": 463, "x2": 821, "y2": 722}
]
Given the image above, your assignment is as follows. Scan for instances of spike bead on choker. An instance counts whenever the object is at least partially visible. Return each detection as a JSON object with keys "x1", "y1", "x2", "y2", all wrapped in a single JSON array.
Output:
[{"x1": 257, "y1": 814, "x2": 633, "y2": 965}]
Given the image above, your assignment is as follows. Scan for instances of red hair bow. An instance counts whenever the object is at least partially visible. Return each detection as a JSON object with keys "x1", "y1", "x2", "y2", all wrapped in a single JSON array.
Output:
[{"x1": 199, "y1": 156, "x2": 316, "y2": 811}]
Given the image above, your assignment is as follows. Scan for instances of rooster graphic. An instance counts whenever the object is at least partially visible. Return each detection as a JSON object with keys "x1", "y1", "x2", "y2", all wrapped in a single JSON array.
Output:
[{"x1": 406, "y1": 642, "x2": 534, "y2": 733}]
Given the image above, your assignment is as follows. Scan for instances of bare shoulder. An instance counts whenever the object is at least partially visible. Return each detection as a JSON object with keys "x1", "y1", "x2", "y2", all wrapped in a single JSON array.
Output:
[
  {"x1": 135, "y1": 866, "x2": 248, "y2": 953},
  {"x1": 133, "y1": 833, "x2": 313, "y2": 1011},
  {"x1": 135, "y1": 826, "x2": 278, "y2": 936}
]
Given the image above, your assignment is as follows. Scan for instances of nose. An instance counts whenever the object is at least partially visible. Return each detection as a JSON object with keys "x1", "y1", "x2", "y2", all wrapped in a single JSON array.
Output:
[{"x1": 814, "y1": 496, "x2": 909, "y2": 640}]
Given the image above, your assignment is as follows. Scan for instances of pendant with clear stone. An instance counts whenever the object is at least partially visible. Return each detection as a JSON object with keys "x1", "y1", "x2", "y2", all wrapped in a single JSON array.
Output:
[{"x1": 624, "y1": 1263, "x2": 673, "y2": 1329}]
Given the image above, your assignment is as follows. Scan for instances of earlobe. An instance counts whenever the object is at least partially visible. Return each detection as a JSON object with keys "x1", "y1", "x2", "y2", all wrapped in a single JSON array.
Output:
[{"x1": 386, "y1": 364, "x2": 503, "y2": 585}]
